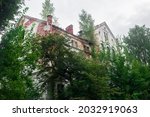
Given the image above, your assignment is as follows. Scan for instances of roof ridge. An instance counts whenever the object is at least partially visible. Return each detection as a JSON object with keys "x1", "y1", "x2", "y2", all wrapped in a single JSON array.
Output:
[
  {"x1": 23, "y1": 15, "x2": 90, "y2": 42},
  {"x1": 95, "y1": 21, "x2": 115, "y2": 39}
]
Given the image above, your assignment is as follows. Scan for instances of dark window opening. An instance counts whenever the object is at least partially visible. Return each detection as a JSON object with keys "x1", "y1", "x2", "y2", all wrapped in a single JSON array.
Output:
[{"x1": 84, "y1": 45, "x2": 90, "y2": 53}]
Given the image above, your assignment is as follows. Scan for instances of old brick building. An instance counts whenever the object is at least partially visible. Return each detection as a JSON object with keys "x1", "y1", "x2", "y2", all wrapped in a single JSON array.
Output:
[
  {"x1": 18, "y1": 15, "x2": 116, "y2": 99},
  {"x1": 19, "y1": 15, "x2": 116, "y2": 59},
  {"x1": 19, "y1": 15, "x2": 91, "y2": 57}
]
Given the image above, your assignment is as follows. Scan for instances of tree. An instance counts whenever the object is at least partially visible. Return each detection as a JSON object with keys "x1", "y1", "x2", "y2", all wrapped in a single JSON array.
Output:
[
  {"x1": 37, "y1": 34, "x2": 112, "y2": 100},
  {"x1": 40, "y1": 0, "x2": 59, "y2": 26},
  {"x1": 40, "y1": 0, "x2": 55, "y2": 20},
  {"x1": 99, "y1": 42, "x2": 150, "y2": 99},
  {"x1": 124, "y1": 25, "x2": 150, "y2": 64},
  {"x1": 0, "y1": 0, "x2": 24, "y2": 31},
  {"x1": 79, "y1": 9, "x2": 95, "y2": 42},
  {"x1": 66, "y1": 57, "x2": 113, "y2": 100},
  {"x1": 0, "y1": 26, "x2": 41, "y2": 99},
  {"x1": 38, "y1": 34, "x2": 86, "y2": 99}
]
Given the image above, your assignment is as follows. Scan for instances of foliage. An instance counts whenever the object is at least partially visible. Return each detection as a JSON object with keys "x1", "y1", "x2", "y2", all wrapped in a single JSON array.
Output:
[
  {"x1": 40, "y1": 0, "x2": 59, "y2": 26},
  {"x1": 79, "y1": 9, "x2": 95, "y2": 43},
  {"x1": 66, "y1": 57, "x2": 113, "y2": 100},
  {"x1": 38, "y1": 34, "x2": 73, "y2": 99},
  {"x1": 38, "y1": 34, "x2": 113, "y2": 100},
  {"x1": 0, "y1": 0, "x2": 24, "y2": 31},
  {"x1": 1, "y1": 22, "x2": 150, "y2": 100},
  {"x1": 38, "y1": 34, "x2": 90, "y2": 99},
  {"x1": 124, "y1": 25, "x2": 150, "y2": 65},
  {"x1": 99, "y1": 42, "x2": 150, "y2": 99},
  {"x1": 0, "y1": 26, "x2": 41, "y2": 99},
  {"x1": 37, "y1": 30, "x2": 150, "y2": 100},
  {"x1": 40, "y1": 0, "x2": 55, "y2": 20}
]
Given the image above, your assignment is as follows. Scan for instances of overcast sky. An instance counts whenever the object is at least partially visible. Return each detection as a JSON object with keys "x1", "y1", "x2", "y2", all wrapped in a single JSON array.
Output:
[{"x1": 25, "y1": 0, "x2": 150, "y2": 36}]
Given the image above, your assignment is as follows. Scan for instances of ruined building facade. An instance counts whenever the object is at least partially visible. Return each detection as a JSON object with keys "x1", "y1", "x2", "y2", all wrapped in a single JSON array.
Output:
[
  {"x1": 19, "y1": 15, "x2": 91, "y2": 57},
  {"x1": 19, "y1": 15, "x2": 116, "y2": 56},
  {"x1": 95, "y1": 22, "x2": 116, "y2": 50},
  {"x1": 19, "y1": 15, "x2": 116, "y2": 99}
]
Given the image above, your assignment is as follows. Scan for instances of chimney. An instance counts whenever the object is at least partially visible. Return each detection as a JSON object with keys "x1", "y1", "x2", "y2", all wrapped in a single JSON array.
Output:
[
  {"x1": 47, "y1": 15, "x2": 52, "y2": 25},
  {"x1": 66, "y1": 25, "x2": 73, "y2": 34}
]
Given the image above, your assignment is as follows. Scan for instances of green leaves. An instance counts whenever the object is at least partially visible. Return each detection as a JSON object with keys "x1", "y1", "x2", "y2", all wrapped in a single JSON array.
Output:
[
  {"x1": 79, "y1": 9, "x2": 95, "y2": 42},
  {"x1": 1, "y1": 24, "x2": 150, "y2": 100},
  {"x1": 99, "y1": 39, "x2": 150, "y2": 99},
  {"x1": 0, "y1": 26, "x2": 41, "y2": 99},
  {"x1": 38, "y1": 34, "x2": 111, "y2": 100},
  {"x1": 124, "y1": 25, "x2": 150, "y2": 64},
  {"x1": 40, "y1": 0, "x2": 55, "y2": 20},
  {"x1": 0, "y1": 0, "x2": 24, "y2": 31}
]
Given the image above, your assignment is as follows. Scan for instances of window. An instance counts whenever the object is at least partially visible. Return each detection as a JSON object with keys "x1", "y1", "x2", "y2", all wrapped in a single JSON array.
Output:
[
  {"x1": 71, "y1": 40, "x2": 73, "y2": 46},
  {"x1": 71, "y1": 40, "x2": 78, "y2": 48},
  {"x1": 74, "y1": 41, "x2": 78, "y2": 48},
  {"x1": 104, "y1": 31, "x2": 108, "y2": 41},
  {"x1": 103, "y1": 27, "x2": 108, "y2": 41},
  {"x1": 84, "y1": 45, "x2": 90, "y2": 52},
  {"x1": 99, "y1": 31, "x2": 101, "y2": 35}
]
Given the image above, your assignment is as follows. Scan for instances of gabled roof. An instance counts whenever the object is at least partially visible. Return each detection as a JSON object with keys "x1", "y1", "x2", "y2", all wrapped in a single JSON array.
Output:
[
  {"x1": 24, "y1": 15, "x2": 45, "y2": 22},
  {"x1": 22, "y1": 15, "x2": 90, "y2": 44},
  {"x1": 95, "y1": 21, "x2": 115, "y2": 39}
]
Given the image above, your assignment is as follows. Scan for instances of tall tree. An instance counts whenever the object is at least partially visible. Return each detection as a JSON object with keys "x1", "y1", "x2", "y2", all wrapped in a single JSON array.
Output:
[
  {"x1": 124, "y1": 25, "x2": 150, "y2": 64},
  {"x1": 38, "y1": 33, "x2": 112, "y2": 100},
  {"x1": 99, "y1": 42, "x2": 150, "y2": 99},
  {"x1": 40, "y1": 0, "x2": 59, "y2": 26},
  {"x1": 40, "y1": 0, "x2": 55, "y2": 20},
  {"x1": 0, "y1": 26, "x2": 41, "y2": 99},
  {"x1": 38, "y1": 34, "x2": 86, "y2": 99},
  {"x1": 79, "y1": 9, "x2": 95, "y2": 42},
  {"x1": 66, "y1": 57, "x2": 113, "y2": 100},
  {"x1": 0, "y1": 0, "x2": 24, "y2": 31}
]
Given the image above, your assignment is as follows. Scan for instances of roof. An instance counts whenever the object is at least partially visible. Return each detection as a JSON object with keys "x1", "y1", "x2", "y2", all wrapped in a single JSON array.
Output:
[
  {"x1": 95, "y1": 21, "x2": 115, "y2": 39},
  {"x1": 23, "y1": 15, "x2": 90, "y2": 44}
]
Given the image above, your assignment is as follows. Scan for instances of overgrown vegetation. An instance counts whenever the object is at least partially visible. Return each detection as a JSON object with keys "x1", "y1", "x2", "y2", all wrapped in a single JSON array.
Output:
[
  {"x1": 37, "y1": 34, "x2": 112, "y2": 99},
  {"x1": 1, "y1": 25, "x2": 150, "y2": 100},
  {"x1": 79, "y1": 9, "x2": 95, "y2": 43},
  {"x1": 0, "y1": 26, "x2": 41, "y2": 99},
  {"x1": 0, "y1": 0, "x2": 150, "y2": 99},
  {"x1": 40, "y1": 0, "x2": 54, "y2": 20},
  {"x1": 40, "y1": 0, "x2": 58, "y2": 25}
]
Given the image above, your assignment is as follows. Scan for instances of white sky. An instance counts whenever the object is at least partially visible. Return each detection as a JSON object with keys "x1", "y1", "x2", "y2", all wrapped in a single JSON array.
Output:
[{"x1": 25, "y1": 0, "x2": 150, "y2": 36}]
